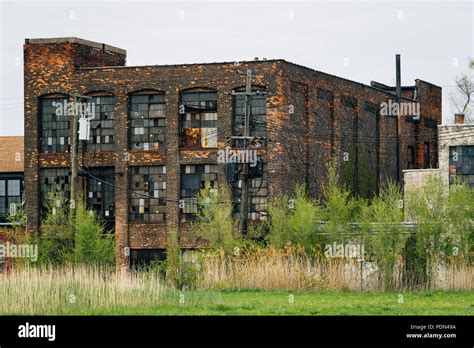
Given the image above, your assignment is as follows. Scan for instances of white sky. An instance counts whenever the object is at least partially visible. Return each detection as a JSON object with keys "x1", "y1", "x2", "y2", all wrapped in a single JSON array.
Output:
[{"x1": 0, "y1": 0, "x2": 473, "y2": 135}]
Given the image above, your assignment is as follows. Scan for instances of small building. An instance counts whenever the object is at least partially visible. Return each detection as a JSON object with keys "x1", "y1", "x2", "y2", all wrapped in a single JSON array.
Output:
[
  {"x1": 404, "y1": 115, "x2": 474, "y2": 193},
  {"x1": 0, "y1": 136, "x2": 24, "y2": 272},
  {"x1": 0, "y1": 136, "x2": 24, "y2": 224}
]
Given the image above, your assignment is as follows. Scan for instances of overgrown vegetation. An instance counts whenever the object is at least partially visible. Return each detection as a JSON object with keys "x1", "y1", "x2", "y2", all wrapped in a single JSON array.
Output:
[
  {"x1": 1, "y1": 163, "x2": 471, "y2": 294},
  {"x1": 72, "y1": 200, "x2": 115, "y2": 265},
  {"x1": 260, "y1": 164, "x2": 473, "y2": 291},
  {"x1": 32, "y1": 185, "x2": 115, "y2": 266},
  {"x1": 194, "y1": 187, "x2": 238, "y2": 253}
]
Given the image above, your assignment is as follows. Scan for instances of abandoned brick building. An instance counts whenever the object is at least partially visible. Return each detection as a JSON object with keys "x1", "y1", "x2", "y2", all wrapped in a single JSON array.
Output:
[{"x1": 23, "y1": 37, "x2": 441, "y2": 266}]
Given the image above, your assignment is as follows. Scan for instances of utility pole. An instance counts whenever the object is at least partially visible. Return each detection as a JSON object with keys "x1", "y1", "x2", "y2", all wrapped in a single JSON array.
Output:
[
  {"x1": 229, "y1": 69, "x2": 254, "y2": 236},
  {"x1": 70, "y1": 94, "x2": 79, "y2": 208},
  {"x1": 395, "y1": 54, "x2": 401, "y2": 183},
  {"x1": 70, "y1": 93, "x2": 92, "y2": 209},
  {"x1": 230, "y1": 69, "x2": 266, "y2": 236},
  {"x1": 239, "y1": 69, "x2": 252, "y2": 236}
]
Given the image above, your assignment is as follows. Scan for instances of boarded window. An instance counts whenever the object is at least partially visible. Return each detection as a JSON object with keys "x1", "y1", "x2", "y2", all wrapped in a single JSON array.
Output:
[
  {"x1": 40, "y1": 97, "x2": 70, "y2": 153},
  {"x1": 180, "y1": 164, "x2": 218, "y2": 221},
  {"x1": 129, "y1": 166, "x2": 166, "y2": 222},
  {"x1": 180, "y1": 91, "x2": 218, "y2": 149},
  {"x1": 129, "y1": 94, "x2": 166, "y2": 151}
]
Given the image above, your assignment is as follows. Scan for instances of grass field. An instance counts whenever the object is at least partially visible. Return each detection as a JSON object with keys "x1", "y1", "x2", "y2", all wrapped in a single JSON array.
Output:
[
  {"x1": 1, "y1": 265, "x2": 472, "y2": 315},
  {"x1": 80, "y1": 290, "x2": 474, "y2": 316},
  {"x1": 3, "y1": 289, "x2": 473, "y2": 316}
]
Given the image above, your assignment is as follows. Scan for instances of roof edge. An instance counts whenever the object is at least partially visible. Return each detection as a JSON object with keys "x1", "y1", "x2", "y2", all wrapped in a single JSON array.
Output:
[{"x1": 25, "y1": 37, "x2": 126, "y2": 55}]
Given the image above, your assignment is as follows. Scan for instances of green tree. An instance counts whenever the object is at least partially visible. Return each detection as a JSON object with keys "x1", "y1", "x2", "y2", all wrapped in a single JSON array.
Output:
[
  {"x1": 72, "y1": 200, "x2": 115, "y2": 265},
  {"x1": 194, "y1": 187, "x2": 238, "y2": 253},
  {"x1": 266, "y1": 184, "x2": 323, "y2": 249},
  {"x1": 37, "y1": 183, "x2": 74, "y2": 265},
  {"x1": 361, "y1": 182, "x2": 407, "y2": 290}
]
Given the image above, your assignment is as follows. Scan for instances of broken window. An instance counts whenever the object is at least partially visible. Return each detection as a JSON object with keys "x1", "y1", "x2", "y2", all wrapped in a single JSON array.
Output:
[
  {"x1": 180, "y1": 90, "x2": 218, "y2": 149},
  {"x1": 449, "y1": 146, "x2": 474, "y2": 188},
  {"x1": 180, "y1": 164, "x2": 218, "y2": 222},
  {"x1": 86, "y1": 96, "x2": 115, "y2": 152},
  {"x1": 232, "y1": 90, "x2": 266, "y2": 147},
  {"x1": 130, "y1": 249, "x2": 166, "y2": 269},
  {"x1": 39, "y1": 168, "x2": 70, "y2": 213},
  {"x1": 129, "y1": 93, "x2": 166, "y2": 151},
  {"x1": 233, "y1": 163, "x2": 267, "y2": 220},
  {"x1": 0, "y1": 176, "x2": 23, "y2": 222},
  {"x1": 40, "y1": 96, "x2": 70, "y2": 153},
  {"x1": 86, "y1": 167, "x2": 115, "y2": 221},
  {"x1": 129, "y1": 166, "x2": 166, "y2": 223}
]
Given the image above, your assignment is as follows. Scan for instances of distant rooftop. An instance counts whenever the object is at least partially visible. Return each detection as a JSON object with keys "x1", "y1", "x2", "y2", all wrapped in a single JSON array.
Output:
[{"x1": 0, "y1": 136, "x2": 24, "y2": 173}]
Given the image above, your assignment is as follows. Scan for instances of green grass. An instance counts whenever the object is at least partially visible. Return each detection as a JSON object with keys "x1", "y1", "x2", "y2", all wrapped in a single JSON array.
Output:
[{"x1": 68, "y1": 290, "x2": 474, "y2": 316}]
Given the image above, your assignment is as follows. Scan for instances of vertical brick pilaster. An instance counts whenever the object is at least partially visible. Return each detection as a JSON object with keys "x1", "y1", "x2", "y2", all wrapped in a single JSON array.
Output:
[
  {"x1": 165, "y1": 89, "x2": 180, "y2": 246},
  {"x1": 114, "y1": 90, "x2": 129, "y2": 267}
]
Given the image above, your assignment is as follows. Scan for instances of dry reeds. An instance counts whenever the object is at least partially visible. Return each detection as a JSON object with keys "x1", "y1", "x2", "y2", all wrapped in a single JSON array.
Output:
[{"x1": 196, "y1": 246, "x2": 473, "y2": 292}]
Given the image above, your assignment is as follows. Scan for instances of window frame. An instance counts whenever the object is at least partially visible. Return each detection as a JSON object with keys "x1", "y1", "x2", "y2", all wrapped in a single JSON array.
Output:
[
  {"x1": 233, "y1": 163, "x2": 267, "y2": 221},
  {"x1": 232, "y1": 88, "x2": 267, "y2": 148},
  {"x1": 0, "y1": 175, "x2": 23, "y2": 222},
  {"x1": 86, "y1": 95, "x2": 116, "y2": 152},
  {"x1": 180, "y1": 89, "x2": 218, "y2": 150},
  {"x1": 129, "y1": 165, "x2": 167, "y2": 223},
  {"x1": 449, "y1": 145, "x2": 474, "y2": 188},
  {"x1": 129, "y1": 92, "x2": 166, "y2": 151},
  {"x1": 39, "y1": 168, "x2": 70, "y2": 215},
  {"x1": 86, "y1": 167, "x2": 115, "y2": 222},
  {"x1": 39, "y1": 95, "x2": 70, "y2": 153},
  {"x1": 180, "y1": 164, "x2": 219, "y2": 222}
]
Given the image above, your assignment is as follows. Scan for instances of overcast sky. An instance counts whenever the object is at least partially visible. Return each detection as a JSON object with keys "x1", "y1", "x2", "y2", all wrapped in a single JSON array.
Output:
[{"x1": 0, "y1": 0, "x2": 472, "y2": 136}]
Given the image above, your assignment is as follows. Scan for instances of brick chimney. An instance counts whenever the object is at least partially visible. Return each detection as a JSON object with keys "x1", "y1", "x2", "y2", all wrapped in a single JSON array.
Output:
[{"x1": 454, "y1": 113, "x2": 465, "y2": 125}]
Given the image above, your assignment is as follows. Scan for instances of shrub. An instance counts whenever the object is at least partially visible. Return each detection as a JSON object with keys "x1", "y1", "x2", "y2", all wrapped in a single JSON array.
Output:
[
  {"x1": 321, "y1": 164, "x2": 365, "y2": 243},
  {"x1": 194, "y1": 187, "x2": 238, "y2": 253},
  {"x1": 360, "y1": 181, "x2": 407, "y2": 290},
  {"x1": 72, "y1": 200, "x2": 115, "y2": 265},
  {"x1": 404, "y1": 176, "x2": 474, "y2": 288},
  {"x1": 37, "y1": 183, "x2": 74, "y2": 265},
  {"x1": 266, "y1": 184, "x2": 322, "y2": 249}
]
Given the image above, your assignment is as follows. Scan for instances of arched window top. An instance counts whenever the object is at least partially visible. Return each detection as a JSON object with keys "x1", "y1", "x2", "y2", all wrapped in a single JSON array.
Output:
[
  {"x1": 129, "y1": 88, "x2": 165, "y2": 96},
  {"x1": 180, "y1": 86, "x2": 217, "y2": 94},
  {"x1": 232, "y1": 84, "x2": 267, "y2": 93},
  {"x1": 39, "y1": 92, "x2": 68, "y2": 99},
  {"x1": 85, "y1": 90, "x2": 114, "y2": 97}
]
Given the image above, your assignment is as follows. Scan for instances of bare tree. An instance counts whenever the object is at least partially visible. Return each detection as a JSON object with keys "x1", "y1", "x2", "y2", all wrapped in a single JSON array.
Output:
[{"x1": 450, "y1": 59, "x2": 474, "y2": 123}]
